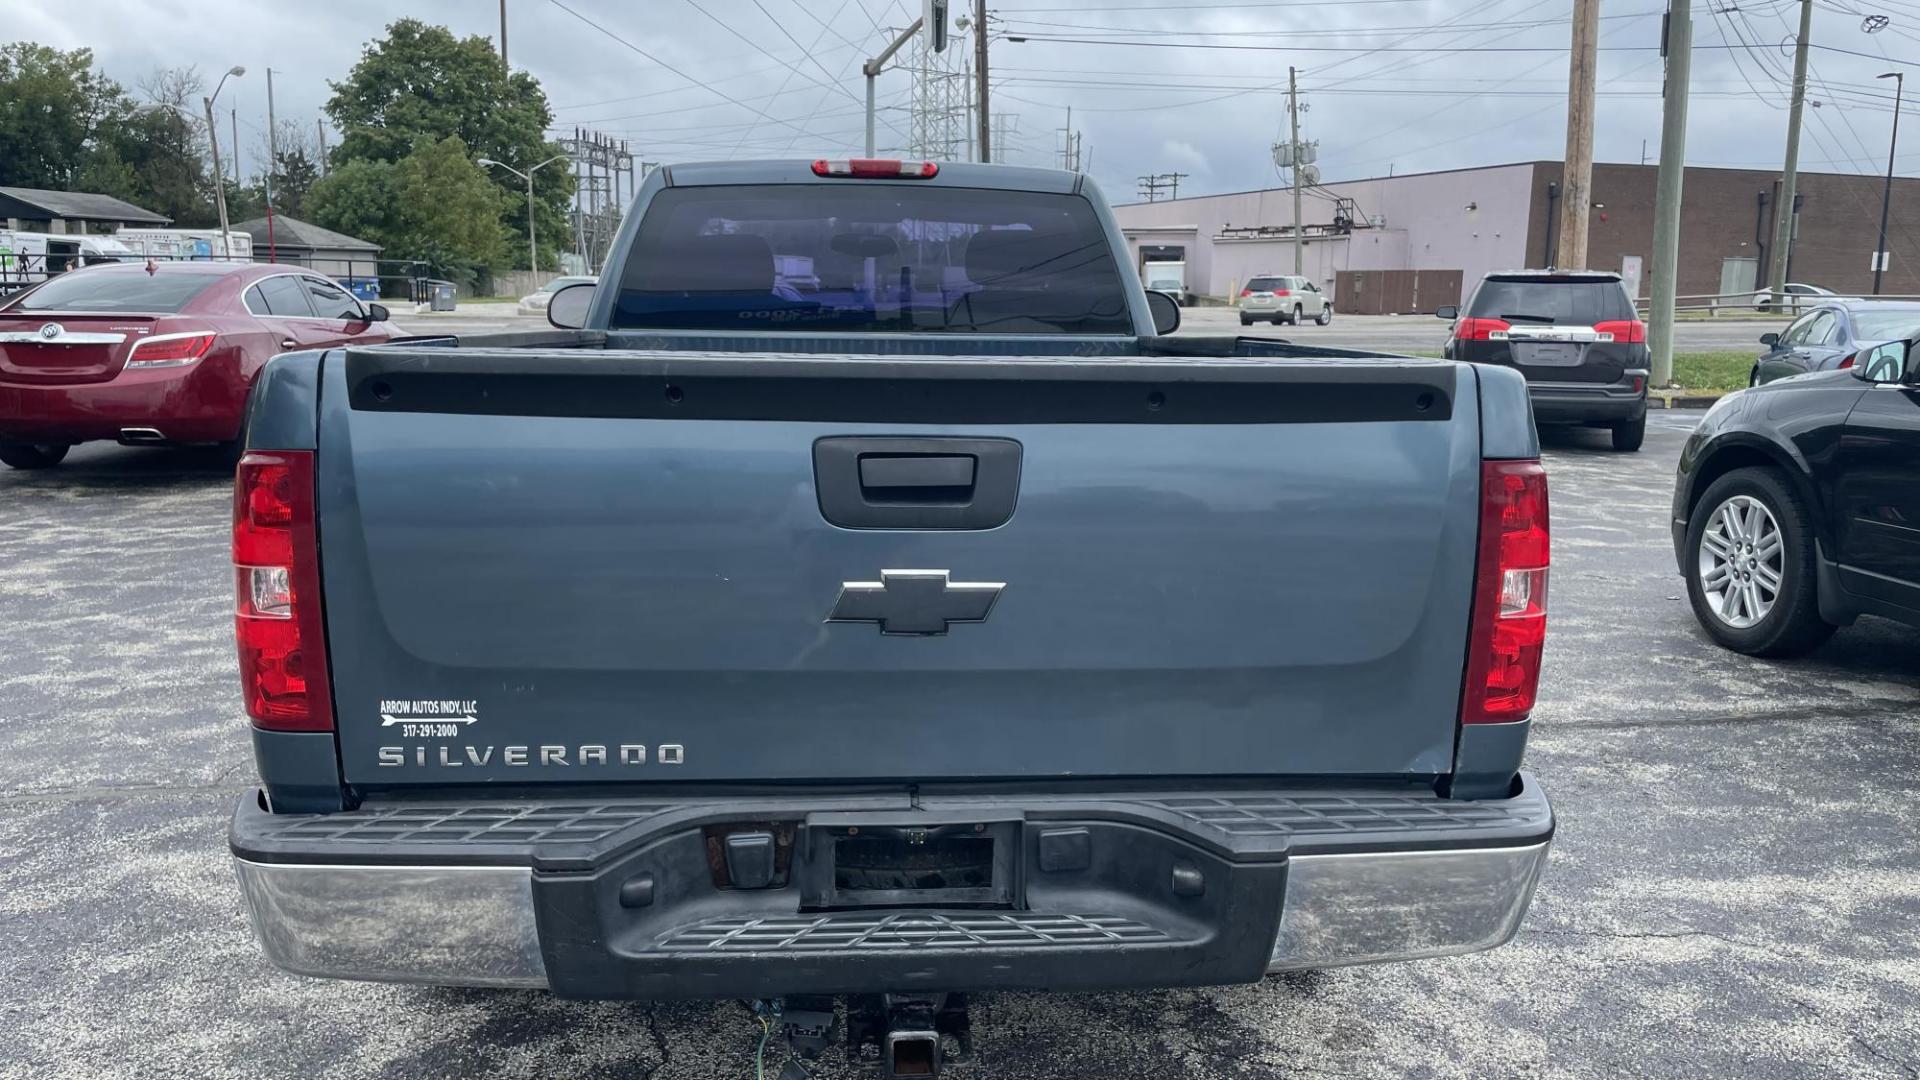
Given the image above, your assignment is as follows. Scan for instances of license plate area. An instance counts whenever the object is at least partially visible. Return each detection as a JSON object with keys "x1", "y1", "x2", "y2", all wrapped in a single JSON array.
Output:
[
  {"x1": 1513, "y1": 341, "x2": 1584, "y2": 367},
  {"x1": 799, "y1": 815, "x2": 1022, "y2": 910}
]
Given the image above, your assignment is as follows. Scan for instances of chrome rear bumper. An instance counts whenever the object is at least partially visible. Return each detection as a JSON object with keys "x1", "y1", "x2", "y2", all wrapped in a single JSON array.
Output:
[{"x1": 234, "y1": 837, "x2": 1550, "y2": 991}]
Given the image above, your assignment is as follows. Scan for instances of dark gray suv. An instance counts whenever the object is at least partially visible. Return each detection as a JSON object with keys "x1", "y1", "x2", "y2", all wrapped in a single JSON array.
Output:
[{"x1": 1440, "y1": 270, "x2": 1651, "y2": 452}]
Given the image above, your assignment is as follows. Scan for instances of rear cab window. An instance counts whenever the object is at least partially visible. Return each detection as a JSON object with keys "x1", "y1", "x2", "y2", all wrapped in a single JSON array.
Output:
[
  {"x1": 5, "y1": 271, "x2": 219, "y2": 314},
  {"x1": 1467, "y1": 276, "x2": 1634, "y2": 327},
  {"x1": 1246, "y1": 277, "x2": 1285, "y2": 292},
  {"x1": 611, "y1": 184, "x2": 1132, "y2": 334}
]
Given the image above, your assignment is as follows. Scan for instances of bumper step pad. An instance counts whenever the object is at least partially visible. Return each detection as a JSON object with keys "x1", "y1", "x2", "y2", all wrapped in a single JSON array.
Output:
[{"x1": 658, "y1": 911, "x2": 1172, "y2": 953}]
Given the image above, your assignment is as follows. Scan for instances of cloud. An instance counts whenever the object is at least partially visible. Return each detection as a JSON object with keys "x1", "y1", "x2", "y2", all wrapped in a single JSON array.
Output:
[
  {"x1": 1157, "y1": 139, "x2": 1212, "y2": 177},
  {"x1": 12, "y1": 0, "x2": 1905, "y2": 206}
]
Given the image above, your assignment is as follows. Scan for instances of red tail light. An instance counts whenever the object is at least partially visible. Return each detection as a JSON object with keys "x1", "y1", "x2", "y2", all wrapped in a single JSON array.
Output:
[
  {"x1": 1839, "y1": 351, "x2": 1856, "y2": 369},
  {"x1": 1240, "y1": 288, "x2": 1252, "y2": 298},
  {"x1": 1272, "y1": 288, "x2": 1291, "y2": 297},
  {"x1": 234, "y1": 451, "x2": 333, "y2": 732},
  {"x1": 811, "y1": 158, "x2": 939, "y2": 178},
  {"x1": 1455, "y1": 317, "x2": 1512, "y2": 341},
  {"x1": 1594, "y1": 319, "x2": 1646, "y2": 344},
  {"x1": 1461, "y1": 460, "x2": 1549, "y2": 725},
  {"x1": 126, "y1": 331, "x2": 217, "y2": 369}
]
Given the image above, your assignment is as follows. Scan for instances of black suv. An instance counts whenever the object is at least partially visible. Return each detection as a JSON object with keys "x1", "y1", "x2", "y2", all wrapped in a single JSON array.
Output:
[{"x1": 1440, "y1": 270, "x2": 1651, "y2": 452}]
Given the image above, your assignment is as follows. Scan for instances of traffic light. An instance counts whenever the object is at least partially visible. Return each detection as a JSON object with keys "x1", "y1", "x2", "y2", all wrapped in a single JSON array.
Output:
[{"x1": 926, "y1": 0, "x2": 949, "y2": 51}]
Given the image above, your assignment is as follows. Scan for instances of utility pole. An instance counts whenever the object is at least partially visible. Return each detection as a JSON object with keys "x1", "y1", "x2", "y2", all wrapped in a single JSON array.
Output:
[
  {"x1": 1768, "y1": 0, "x2": 1814, "y2": 303},
  {"x1": 975, "y1": 0, "x2": 991, "y2": 163},
  {"x1": 317, "y1": 120, "x2": 328, "y2": 175},
  {"x1": 266, "y1": 68, "x2": 278, "y2": 173},
  {"x1": 1136, "y1": 173, "x2": 1187, "y2": 202},
  {"x1": 1289, "y1": 66, "x2": 1305, "y2": 276},
  {"x1": 500, "y1": 0, "x2": 509, "y2": 68},
  {"x1": 1874, "y1": 70, "x2": 1904, "y2": 294},
  {"x1": 1648, "y1": 0, "x2": 1692, "y2": 388},
  {"x1": 231, "y1": 108, "x2": 240, "y2": 185},
  {"x1": 964, "y1": 55, "x2": 975, "y2": 160},
  {"x1": 1557, "y1": 0, "x2": 1600, "y2": 269}
]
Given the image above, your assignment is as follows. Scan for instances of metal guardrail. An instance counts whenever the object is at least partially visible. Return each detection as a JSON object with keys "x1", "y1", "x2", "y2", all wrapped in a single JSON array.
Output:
[
  {"x1": 0, "y1": 252, "x2": 437, "y2": 304},
  {"x1": 1635, "y1": 290, "x2": 1920, "y2": 316}
]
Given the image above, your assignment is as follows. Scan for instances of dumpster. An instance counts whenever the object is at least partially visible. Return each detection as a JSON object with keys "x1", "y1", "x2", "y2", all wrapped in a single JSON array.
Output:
[
  {"x1": 426, "y1": 279, "x2": 457, "y2": 312},
  {"x1": 344, "y1": 278, "x2": 381, "y2": 302}
]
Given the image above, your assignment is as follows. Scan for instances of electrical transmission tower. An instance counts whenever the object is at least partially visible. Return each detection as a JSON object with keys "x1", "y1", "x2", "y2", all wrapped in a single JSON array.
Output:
[
  {"x1": 907, "y1": 30, "x2": 970, "y2": 160},
  {"x1": 990, "y1": 112, "x2": 1019, "y2": 161},
  {"x1": 1056, "y1": 108, "x2": 1083, "y2": 172},
  {"x1": 561, "y1": 127, "x2": 636, "y2": 273},
  {"x1": 1136, "y1": 173, "x2": 1188, "y2": 202}
]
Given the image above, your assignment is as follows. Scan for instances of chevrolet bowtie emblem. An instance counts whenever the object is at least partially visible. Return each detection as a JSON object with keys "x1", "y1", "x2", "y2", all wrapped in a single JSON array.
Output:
[{"x1": 828, "y1": 569, "x2": 1005, "y2": 635}]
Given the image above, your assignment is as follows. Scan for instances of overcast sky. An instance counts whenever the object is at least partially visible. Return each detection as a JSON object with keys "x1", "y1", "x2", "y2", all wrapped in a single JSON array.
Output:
[{"x1": 15, "y1": 0, "x2": 1919, "y2": 203}]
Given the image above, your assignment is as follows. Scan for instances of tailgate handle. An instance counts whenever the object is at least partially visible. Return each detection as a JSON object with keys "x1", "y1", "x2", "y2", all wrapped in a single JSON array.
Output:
[
  {"x1": 859, "y1": 454, "x2": 976, "y2": 499},
  {"x1": 815, "y1": 437, "x2": 1021, "y2": 530}
]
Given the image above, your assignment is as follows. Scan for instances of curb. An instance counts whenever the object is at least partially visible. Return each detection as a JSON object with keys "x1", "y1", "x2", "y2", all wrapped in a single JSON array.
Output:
[{"x1": 1651, "y1": 390, "x2": 1725, "y2": 410}]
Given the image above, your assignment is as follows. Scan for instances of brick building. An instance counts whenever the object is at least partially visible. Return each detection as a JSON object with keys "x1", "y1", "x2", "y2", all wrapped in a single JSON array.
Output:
[{"x1": 1111, "y1": 160, "x2": 1920, "y2": 308}]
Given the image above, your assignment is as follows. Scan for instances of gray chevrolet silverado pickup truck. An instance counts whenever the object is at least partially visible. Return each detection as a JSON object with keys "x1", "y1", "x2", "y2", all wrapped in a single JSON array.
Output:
[{"x1": 229, "y1": 158, "x2": 1552, "y2": 1071}]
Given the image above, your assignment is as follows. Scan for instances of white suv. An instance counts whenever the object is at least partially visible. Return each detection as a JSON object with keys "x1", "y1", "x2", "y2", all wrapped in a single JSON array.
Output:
[{"x1": 1240, "y1": 274, "x2": 1332, "y2": 326}]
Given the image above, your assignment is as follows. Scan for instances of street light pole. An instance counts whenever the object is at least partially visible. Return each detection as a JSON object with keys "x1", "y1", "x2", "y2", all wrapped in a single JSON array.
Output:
[
  {"x1": 480, "y1": 155, "x2": 568, "y2": 273},
  {"x1": 862, "y1": 18, "x2": 923, "y2": 158},
  {"x1": 1875, "y1": 70, "x2": 1904, "y2": 295},
  {"x1": 202, "y1": 65, "x2": 246, "y2": 260}
]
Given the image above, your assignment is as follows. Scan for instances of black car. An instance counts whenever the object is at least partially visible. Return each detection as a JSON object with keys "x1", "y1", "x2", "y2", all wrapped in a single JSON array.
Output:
[
  {"x1": 1673, "y1": 338, "x2": 1920, "y2": 655},
  {"x1": 1751, "y1": 300, "x2": 1920, "y2": 385},
  {"x1": 1440, "y1": 270, "x2": 1650, "y2": 452}
]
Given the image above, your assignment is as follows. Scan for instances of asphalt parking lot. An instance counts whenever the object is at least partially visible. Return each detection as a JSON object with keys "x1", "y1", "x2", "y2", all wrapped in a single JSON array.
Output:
[{"x1": 3, "y1": 414, "x2": 1918, "y2": 1079}]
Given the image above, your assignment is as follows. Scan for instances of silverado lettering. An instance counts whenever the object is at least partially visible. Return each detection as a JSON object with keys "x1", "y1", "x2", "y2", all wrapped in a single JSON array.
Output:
[{"x1": 375, "y1": 745, "x2": 681, "y2": 767}]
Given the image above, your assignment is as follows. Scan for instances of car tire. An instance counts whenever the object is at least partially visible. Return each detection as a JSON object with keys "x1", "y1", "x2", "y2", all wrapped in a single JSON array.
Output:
[
  {"x1": 1749, "y1": 367, "x2": 1761, "y2": 387},
  {"x1": 0, "y1": 442, "x2": 70, "y2": 469},
  {"x1": 1240, "y1": 314, "x2": 1253, "y2": 327},
  {"x1": 1315, "y1": 304, "x2": 1333, "y2": 326},
  {"x1": 1291, "y1": 305, "x2": 1303, "y2": 325},
  {"x1": 1683, "y1": 467, "x2": 1836, "y2": 657},
  {"x1": 1610, "y1": 415, "x2": 1646, "y2": 452}
]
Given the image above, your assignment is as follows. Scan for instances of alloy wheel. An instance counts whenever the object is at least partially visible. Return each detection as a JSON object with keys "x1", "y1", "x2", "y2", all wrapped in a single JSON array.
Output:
[{"x1": 1697, "y1": 494, "x2": 1785, "y2": 628}]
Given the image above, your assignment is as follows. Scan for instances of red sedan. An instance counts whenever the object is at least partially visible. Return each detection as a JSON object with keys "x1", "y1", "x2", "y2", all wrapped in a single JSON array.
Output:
[{"x1": 0, "y1": 261, "x2": 401, "y2": 469}]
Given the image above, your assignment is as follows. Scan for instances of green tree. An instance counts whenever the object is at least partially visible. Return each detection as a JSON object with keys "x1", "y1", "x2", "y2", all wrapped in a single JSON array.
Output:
[
  {"x1": 0, "y1": 43, "x2": 131, "y2": 190},
  {"x1": 113, "y1": 68, "x2": 217, "y2": 226},
  {"x1": 326, "y1": 19, "x2": 572, "y2": 269},
  {"x1": 307, "y1": 138, "x2": 505, "y2": 290},
  {"x1": 264, "y1": 148, "x2": 320, "y2": 220},
  {"x1": 393, "y1": 135, "x2": 507, "y2": 283},
  {"x1": 0, "y1": 49, "x2": 222, "y2": 227},
  {"x1": 305, "y1": 158, "x2": 397, "y2": 246}
]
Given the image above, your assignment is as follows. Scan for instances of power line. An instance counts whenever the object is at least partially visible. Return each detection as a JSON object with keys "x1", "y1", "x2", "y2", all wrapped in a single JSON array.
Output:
[
  {"x1": 1000, "y1": 0, "x2": 1483, "y2": 8},
  {"x1": 999, "y1": 32, "x2": 1920, "y2": 62},
  {"x1": 996, "y1": 9, "x2": 1665, "y2": 36},
  {"x1": 682, "y1": 0, "x2": 864, "y2": 103},
  {"x1": 553, "y1": 48, "x2": 856, "y2": 111},
  {"x1": 732, "y1": 0, "x2": 854, "y2": 154},
  {"x1": 544, "y1": 0, "x2": 831, "y2": 144}
]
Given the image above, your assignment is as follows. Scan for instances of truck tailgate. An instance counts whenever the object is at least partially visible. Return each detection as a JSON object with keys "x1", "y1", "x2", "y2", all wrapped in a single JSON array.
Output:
[{"x1": 319, "y1": 348, "x2": 1482, "y2": 786}]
